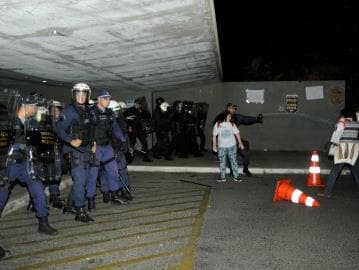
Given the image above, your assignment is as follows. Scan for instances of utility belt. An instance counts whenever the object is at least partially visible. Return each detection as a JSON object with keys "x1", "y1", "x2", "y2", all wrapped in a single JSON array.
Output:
[
  {"x1": 96, "y1": 139, "x2": 110, "y2": 146},
  {"x1": 8, "y1": 150, "x2": 27, "y2": 164}
]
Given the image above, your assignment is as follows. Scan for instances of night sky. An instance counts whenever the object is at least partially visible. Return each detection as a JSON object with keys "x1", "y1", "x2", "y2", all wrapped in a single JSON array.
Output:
[{"x1": 214, "y1": 0, "x2": 359, "y2": 90}]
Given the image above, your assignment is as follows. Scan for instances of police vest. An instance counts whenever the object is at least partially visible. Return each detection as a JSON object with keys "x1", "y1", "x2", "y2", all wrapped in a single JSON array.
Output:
[
  {"x1": 69, "y1": 104, "x2": 93, "y2": 147},
  {"x1": 14, "y1": 118, "x2": 41, "y2": 147},
  {"x1": 92, "y1": 107, "x2": 113, "y2": 145}
]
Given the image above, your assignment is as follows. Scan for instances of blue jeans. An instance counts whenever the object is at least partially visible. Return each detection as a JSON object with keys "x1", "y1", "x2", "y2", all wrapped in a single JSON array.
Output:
[{"x1": 218, "y1": 145, "x2": 239, "y2": 179}]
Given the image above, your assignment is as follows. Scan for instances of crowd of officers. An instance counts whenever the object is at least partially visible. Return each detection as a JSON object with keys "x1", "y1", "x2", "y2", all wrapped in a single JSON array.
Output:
[
  {"x1": 0, "y1": 83, "x2": 213, "y2": 259},
  {"x1": 0, "y1": 82, "x2": 263, "y2": 259}
]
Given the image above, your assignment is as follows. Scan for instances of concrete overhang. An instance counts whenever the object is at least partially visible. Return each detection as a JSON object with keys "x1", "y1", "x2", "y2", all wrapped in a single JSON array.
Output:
[{"x1": 0, "y1": 0, "x2": 222, "y2": 92}]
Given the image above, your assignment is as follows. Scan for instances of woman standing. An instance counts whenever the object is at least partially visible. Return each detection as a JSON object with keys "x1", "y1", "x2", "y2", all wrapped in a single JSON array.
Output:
[{"x1": 213, "y1": 111, "x2": 245, "y2": 182}]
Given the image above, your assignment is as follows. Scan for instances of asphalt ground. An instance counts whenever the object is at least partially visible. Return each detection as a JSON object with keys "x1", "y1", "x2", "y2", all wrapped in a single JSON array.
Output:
[{"x1": 1, "y1": 172, "x2": 359, "y2": 269}]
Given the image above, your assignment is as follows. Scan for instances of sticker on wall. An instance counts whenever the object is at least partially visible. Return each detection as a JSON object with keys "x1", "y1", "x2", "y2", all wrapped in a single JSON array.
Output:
[
  {"x1": 245, "y1": 89, "x2": 264, "y2": 104},
  {"x1": 305, "y1": 85, "x2": 324, "y2": 100},
  {"x1": 327, "y1": 86, "x2": 344, "y2": 105},
  {"x1": 285, "y1": 94, "x2": 298, "y2": 112}
]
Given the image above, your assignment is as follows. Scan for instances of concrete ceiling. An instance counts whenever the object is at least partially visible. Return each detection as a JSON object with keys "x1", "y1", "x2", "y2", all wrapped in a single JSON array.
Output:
[{"x1": 0, "y1": 0, "x2": 222, "y2": 92}]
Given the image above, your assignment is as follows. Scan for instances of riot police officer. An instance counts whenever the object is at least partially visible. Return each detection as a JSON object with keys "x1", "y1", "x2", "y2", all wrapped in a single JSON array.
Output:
[
  {"x1": 56, "y1": 83, "x2": 95, "y2": 223},
  {"x1": 86, "y1": 90, "x2": 128, "y2": 211},
  {"x1": 196, "y1": 102, "x2": 209, "y2": 152},
  {"x1": 124, "y1": 98, "x2": 153, "y2": 162},
  {"x1": 173, "y1": 101, "x2": 202, "y2": 158},
  {"x1": 106, "y1": 100, "x2": 134, "y2": 201},
  {"x1": 0, "y1": 93, "x2": 58, "y2": 235},
  {"x1": 153, "y1": 97, "x2": 173, "y2": 160},
  {"x1": 36, "y1": 100, "x2": 65, "y2": 208}
]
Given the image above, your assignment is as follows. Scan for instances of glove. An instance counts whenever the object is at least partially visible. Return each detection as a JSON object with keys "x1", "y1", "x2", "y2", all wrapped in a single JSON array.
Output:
[{"x1": 256, "y1": 114, "x2": 263, "y2": 124}]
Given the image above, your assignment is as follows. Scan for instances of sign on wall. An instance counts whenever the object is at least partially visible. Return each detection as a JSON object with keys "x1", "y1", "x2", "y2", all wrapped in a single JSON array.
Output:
[
  {"x1": 305, "y1": 85, "x2": 324, "y2": 100},
  {"x1": 285, "y1": 94, "x2": 298, "y2": 112},
  {"x1": 245, "y1": 89, "x2": 265, "y2": 104}
]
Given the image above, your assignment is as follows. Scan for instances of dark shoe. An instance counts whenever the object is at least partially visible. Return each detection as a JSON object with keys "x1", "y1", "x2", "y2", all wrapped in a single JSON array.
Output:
[
  {"x1": 164, "y1": 156, "x2": 173, "y2": 161},
  {"x1": 233, "y1": 176, "x2": 243, "y2": 182},
  {"x1": 243, "y1": 169, "x2": 253, "y2": 177},
  {"x1": 63, "y1": 198, "x2": 76, "y2": 215},
  {"x1": 103, "y1": 192, "x2": 110, "y2": 203},
  {"x1": 75, "y1": 207, "x2": 94, "y2": 223},
  {"x1": 38, "y1": 216, "x2": 58, "y2": 235},
  {"x1": 50, "y1": 195, "x2": 65, "y2": 209},
  {"x1": 317, "y1": 192, "x2": 332, "y2": 198},
  {"x1": 63, "y1": 205, "x2": 76, "y2": 215},
  {"x1": 0, "y1": 246, "x2": 5, "y2": 259},
  {"x1": 87, "y1": 197, "x2": 96, "y2": 212},
  {"x1": 217, "y1": 178, "x2": 226, "y2": 182},
  {"x1": 0, "y1": 246, "x2": 11, "y2": 260},
  {"x1": 121, "y1": 190, "x2": 134, "y2": 201},
  {"x1": 143, "y1": 157, "x2": 153, "y2": 162},
  {"x1": 110, "y1": 191, "x2": 128, "y2": 204}
]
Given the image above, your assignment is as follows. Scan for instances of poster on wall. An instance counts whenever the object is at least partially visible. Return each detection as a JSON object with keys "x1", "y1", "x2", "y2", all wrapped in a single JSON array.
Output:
[
  {"x1": 285, "y1": 94, "x2": 298, "y2": 112},
  {"x1": 245, "y1": 89, "x2": 265, "y2": 104},
  {"x1": 305, "y1": 85, "x2": 324, "y2": 100}
]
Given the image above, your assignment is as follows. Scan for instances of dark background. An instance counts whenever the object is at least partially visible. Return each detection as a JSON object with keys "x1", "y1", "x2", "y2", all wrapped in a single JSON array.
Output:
[{"x1": 214, "y1": 0, "x2": 359, "y2": 110}]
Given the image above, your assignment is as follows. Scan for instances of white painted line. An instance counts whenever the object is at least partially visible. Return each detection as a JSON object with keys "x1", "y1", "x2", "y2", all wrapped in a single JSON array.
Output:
[{"x1": 127, "y1": 165, "x2": 339, "y2": 175}]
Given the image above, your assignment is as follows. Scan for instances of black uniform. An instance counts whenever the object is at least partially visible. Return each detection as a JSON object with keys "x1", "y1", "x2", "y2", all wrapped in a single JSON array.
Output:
[
  {"x1": 124, "y1": 106, "x2": 152, "y2": 161},
  {"x1": 153, "y1": 105, "x2": 173, "y2": 160}
]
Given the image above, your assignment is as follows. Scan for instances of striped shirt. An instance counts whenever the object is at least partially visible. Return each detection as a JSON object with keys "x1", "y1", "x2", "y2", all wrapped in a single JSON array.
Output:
[{"x1": 340, "y1": 121, "x2": 359, "y2": 143}]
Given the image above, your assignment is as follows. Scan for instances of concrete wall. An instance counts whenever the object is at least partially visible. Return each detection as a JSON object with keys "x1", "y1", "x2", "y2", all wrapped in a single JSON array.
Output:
[
  {"x1": 1, "y1": 78, "x2": 345, "y2": 151},
  {"x1": 153, "y1": 81, "x2": 345, "y2": 151}
]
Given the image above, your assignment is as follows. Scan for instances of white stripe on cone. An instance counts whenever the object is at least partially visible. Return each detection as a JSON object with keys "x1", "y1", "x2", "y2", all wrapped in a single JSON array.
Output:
[
  {"x1": 309, "y1": 166, "x2": 321, "y2": 174},
  {"x1": 305, "y1": 197, "x2": 315, "y2": 207},
  {"x1": 311, "y1": 155, "x2": 319, "y2": 162},
  {"x1": 291, "y1": 189, "x2": 303, "y2": 203}
]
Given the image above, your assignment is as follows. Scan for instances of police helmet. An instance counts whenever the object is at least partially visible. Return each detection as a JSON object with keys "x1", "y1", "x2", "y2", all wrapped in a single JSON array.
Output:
[
  {"x1": 156, "y1": 97, "x2": 165, "y2": 107},
  {"x1": 108, "y1": 100, "x2": 120, "y2": 112},
  {"x1": 72, "y1": 82, "x2": 91, "y2": 100},
  {"x1": 49, "y1": 100, "x2": 63, "y2": 108},
  {"x1": 160, "y1": 101, "x2": 170, "y2": 112},
  {"x1": 119, "y1": 101, "x2": 127, "y2": 110}
]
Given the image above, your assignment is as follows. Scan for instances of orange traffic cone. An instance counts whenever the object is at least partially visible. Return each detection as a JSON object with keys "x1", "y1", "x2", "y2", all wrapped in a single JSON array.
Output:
[
  {"x1": 273, "y1": 179, "x2": 320, "y2": 207},
  {"x1": 306, "y1": 150, "x2": 325, "y2": 187}
]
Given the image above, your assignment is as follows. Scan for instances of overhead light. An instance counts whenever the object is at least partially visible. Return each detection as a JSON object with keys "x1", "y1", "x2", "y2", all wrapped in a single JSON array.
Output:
[{"x1": 42, "y1": 80, "x2": 47, "y2": 83}]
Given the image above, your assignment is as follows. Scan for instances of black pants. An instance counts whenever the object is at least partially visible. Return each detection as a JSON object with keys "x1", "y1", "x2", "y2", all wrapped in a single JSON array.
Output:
[
  {"x1": 154, "y1": 133, "x2": 172, "y2": 158},
  {"x1": 129, "y1": 129, "x2": 149, "y2": 158},
  {"x1": 198, "y1": 129, "x2": 206, "y2": 151}
]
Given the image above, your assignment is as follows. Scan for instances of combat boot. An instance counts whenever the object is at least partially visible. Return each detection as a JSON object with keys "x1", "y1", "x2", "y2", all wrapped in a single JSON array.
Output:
[
  {"x1": 121, "y1": 190, "x2": 134, "y2": 201},
  {"x1": 110, "y1": 190, "x2": 128, "y2": 204},
  {"x1": 103, "y1": 192, "x2": 110, "y2": 203},
  {"x1": 243, "y1": 165, "x2": 253, "y2": 177},
  {"x1": 0, "y1": 246, "x2": 10, "y2": 260},
  {"x1": 63, "y1": 197, "x2": 76, "y2": 215},
  {"x1": 50, "y1": 194, "x2": 65, "y2": 209},
  {"x1": 75, "y1": 207, "x2": 94, "y2": 223},
  {"x1": 0, "y1": 246, "x2": 5, "y2": 259},
  {"x1": 87, "y1": 197, "x2": 96, "y2": 212},
  {"x1": 38, "y1": 216, "x2": 58, "y2": 235}
]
